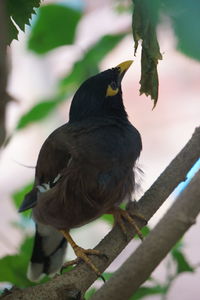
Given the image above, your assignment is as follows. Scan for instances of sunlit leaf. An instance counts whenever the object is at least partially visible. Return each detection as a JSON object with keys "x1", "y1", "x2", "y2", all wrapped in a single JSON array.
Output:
[
  {"x1": 130, "y1": 285, "x2": 167, "y2": 300},
  {"x1": 28, "y1": 4, "x2": 82, "y2": 54},
  {"x1": 132, "y1": 0, "x2": 162, "y2": 107},
  {"x1": 6, "y1": 0, "x2": 41, "y2": 44}
]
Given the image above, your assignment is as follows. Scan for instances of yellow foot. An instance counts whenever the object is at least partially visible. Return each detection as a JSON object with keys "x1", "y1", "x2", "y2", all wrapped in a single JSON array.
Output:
[
  {"x1": 60, "y1": 230, "x2": 107, "y2": 278},
  {"x1": 112, "y1": 207, "x2": 147, "y2": 241}
]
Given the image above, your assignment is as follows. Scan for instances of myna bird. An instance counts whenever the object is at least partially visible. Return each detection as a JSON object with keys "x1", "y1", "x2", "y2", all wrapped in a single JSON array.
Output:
[{"x1": 19, "y1": 60, "x2": 143, "y2": 281}]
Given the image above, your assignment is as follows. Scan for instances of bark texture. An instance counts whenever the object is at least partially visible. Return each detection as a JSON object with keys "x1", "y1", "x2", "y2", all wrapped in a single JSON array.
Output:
[
  {"x1": 1, "y1": 127, "x2": 200, "y2": 299},
  {"x1": 91, "y1": 170, "x2": 200, "y2": 300}
]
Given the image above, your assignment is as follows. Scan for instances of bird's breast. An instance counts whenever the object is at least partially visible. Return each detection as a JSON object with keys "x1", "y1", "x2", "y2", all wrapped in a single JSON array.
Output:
[{"x1": 33, "y1": 122, "x2": 141, "y2": 230}]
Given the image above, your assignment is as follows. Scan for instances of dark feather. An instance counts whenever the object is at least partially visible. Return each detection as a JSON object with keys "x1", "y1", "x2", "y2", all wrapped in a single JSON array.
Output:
[
  {"x1": 20, "y1": 62, "x2": 142, "y2": 280},
  {"x1": 18, "y1": 188, "x2": 38, "y2": 212}
]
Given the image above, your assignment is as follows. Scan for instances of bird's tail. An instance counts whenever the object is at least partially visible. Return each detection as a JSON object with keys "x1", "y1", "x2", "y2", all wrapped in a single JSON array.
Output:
[{"x1": 27, "y1": 222, "x2": 67, "y2": 281}]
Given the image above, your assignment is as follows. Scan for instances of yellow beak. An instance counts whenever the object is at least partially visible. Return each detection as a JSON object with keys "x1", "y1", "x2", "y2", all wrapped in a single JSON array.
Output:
[
  {"x1": 116, "y1": 60, "x2": 133, "y2": 76},
  {"x1": 106, "y1": 60, "x2": 133, "y2": 97}
]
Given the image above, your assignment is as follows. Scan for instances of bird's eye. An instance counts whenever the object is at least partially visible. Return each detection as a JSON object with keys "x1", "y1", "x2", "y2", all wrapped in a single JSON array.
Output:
[
  {"x1": 110, "y1": 81, "x2": 118, "y2": 90},
  {"x1": 106, "y1": 81, "x2": 119, "y2": 97}
]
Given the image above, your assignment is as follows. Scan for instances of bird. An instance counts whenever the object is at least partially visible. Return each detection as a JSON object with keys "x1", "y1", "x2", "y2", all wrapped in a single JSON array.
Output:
[{"x1": 19, "y1": 60, "x2": 143, "y2": 281}]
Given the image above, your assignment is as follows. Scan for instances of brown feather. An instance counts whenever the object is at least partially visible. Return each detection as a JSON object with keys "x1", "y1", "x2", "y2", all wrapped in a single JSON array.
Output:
[{"x1": 32, "y1": 118, "x2": 140, "y2": 229}]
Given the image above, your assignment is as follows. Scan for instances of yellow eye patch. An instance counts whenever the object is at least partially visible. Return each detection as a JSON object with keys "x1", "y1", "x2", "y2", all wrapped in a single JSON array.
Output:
[{"x1": 106, "y1": 84, "x2": 119, "y2": 97}]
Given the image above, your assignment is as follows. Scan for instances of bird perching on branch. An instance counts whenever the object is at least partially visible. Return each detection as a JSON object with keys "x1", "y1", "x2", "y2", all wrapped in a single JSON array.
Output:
[{"x1": 19, "y1": 60, "x2": 144, "y2": 281}]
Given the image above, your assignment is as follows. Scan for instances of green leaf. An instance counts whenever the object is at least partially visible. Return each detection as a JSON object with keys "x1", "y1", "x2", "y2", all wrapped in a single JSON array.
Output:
[
  {"x1": 134, "y1": 226, "x2": 150, "y2": 239},
  {"x1": 60, "y1": 34, "x2": 126, "y2": 91},
  {"x1": 129, "y1": 285, "x2": 167, "y2": 300},
  {"x1": 61, "y1": 265, "x2": 74, "y2": 274},
  {"x1": 6, "y1": 16, "x2": 19, "y2": 44},
  {"x1": 0, "y1": 237, "x2": 49, "y2": 287},
  {"x1": 6, "y1": 0, "x2": 41, "y2": 44},
  {"x1": 120, "y1": 203, "x2": 126, "y2": 209},
  {"x1": 171, "y1": 242, "x2": 194, "y2": 274},
  {"x1": 102, "y1": 272, "x2": 113, "y2": 281},
  {"x1": 85, "y1": 288, "x2": 96, "y2": 300},
  {"x1": 101, "y1": 214, "x2": 114, "y2": 225},
  {"x1": 132, "y1": 0, "x2": 162, "y2": 107},
  {"x1": 0, "y1": 237, "x2": 33, "y2": 287},
  {"x1": 28, "y1": 4, "x2": 82, "y2": 54},
  {"x1": 97, "y1": 272, "x2": 113, "y2": 281},
  {"x1": 12, "y1": 183, "x2": 33, "y2": 217},
  {"x1": 15, "y1": 34, "x2": 125, "y2": 131},
  {"x1": 16, "y1": 97, "x2": 63, "y2": 130},
  {"x1": 162, "y1": 0, "x2": 200, "y2": 61},
  {"x1": 141, "y1": 226, "x2": 150, "y2": 236}
]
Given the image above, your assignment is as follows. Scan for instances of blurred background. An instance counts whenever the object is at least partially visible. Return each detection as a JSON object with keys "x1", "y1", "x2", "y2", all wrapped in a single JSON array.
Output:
[{"x1": 0, "y1": 0, "x2": 200, "y2": 299}]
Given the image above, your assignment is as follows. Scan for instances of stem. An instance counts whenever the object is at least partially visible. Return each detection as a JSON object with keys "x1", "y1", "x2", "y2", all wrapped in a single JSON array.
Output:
[{"x1": 91, "y1": 170, "x2": 200, "y2": 300}]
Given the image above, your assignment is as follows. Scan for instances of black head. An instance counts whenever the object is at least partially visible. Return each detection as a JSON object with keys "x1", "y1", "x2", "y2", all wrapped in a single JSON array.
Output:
[{"x1": 69, "y1": 61, "x2": 133, "y2": 122}]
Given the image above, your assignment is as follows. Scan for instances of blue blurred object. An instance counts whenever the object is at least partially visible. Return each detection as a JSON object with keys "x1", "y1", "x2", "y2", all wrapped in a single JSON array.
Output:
[
  {"x1": 175, "y1": 158, "x2": 200, "y2": 195},
  {"x1": 59, "y1": 0, "x2": 84, "y2": 11},
  {"x1": 29, "y1": 0, "x2": 84, "y2": 27}
]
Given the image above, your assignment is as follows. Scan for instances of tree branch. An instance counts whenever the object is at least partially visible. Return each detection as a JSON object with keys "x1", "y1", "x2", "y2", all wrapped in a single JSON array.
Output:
[
  {"x1": 1, "y1": 127, "x2": 200, "y2": 300},
  {"x1": 0, "y1": 0, "x2": 8, "y2": 148},
  {"x1": 91, "y1": 169, "x2": 200, "y2": 300}
]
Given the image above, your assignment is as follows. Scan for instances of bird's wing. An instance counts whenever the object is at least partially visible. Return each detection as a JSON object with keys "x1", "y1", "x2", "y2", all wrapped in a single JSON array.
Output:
[{"x1": 19, "y1": 124, "x2": 71, "y2": 212}]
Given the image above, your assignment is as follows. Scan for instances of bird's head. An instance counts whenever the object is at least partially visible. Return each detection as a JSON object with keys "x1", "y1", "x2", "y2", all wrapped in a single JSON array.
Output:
[{"x1": 69, "y1": 60, "x2": 133, "y2": 122}]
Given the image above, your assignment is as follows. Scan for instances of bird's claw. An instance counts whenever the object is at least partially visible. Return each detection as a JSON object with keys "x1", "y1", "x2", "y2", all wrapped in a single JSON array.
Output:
[
  {"x1": 112, "y1": 207, "x2": 147, "y2": 241},
  {"x1": 62, "y1": 247, "x2": 107, "y2": 278}
]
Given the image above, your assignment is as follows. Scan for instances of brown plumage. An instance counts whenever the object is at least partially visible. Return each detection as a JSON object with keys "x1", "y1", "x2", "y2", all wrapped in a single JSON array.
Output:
[{"x1": 19, "y1": 60, "x2": 142, "y2": 281}]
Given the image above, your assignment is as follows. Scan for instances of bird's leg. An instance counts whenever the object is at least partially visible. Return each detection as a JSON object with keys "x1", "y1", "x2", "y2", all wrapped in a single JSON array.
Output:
[
  {"x1": 60, "y1": 230, "x2": 106, "y2": 277},
  {"x1": 110, "y1": 207, "x2": 147, "y2": 241}
]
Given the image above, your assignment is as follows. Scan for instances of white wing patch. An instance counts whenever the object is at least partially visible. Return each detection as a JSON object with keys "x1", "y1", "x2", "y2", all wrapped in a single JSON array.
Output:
[
  {"x1": 53, "y1": 173, "x2": 61, "y2": 184},
  {"x1": 37, "y1": 183, "x2": 50, "y2": 193},
  {"x1": 37, "y1": 173, "x2": 61, "y2": 193}
]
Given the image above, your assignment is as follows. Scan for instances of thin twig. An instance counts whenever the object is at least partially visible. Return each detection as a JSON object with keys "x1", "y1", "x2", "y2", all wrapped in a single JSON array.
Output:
[
  {"x1": 1, "y1": 127, "x2": 200, "y2": 300},
  {"x1": 91, "y1": 170, "x2": 200, "y2": 300}
]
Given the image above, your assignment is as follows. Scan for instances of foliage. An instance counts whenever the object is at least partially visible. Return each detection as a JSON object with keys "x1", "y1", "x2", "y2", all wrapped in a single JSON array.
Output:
[
  {"x1": 16, "y1": 96, "x2": 64, "y2": 130},
  {"x1": 129, "y1": 285, "x2": 167, "y2": 300},
  {"x1": 1, "y1": 0, "x2": 200, "y2": 298},
  {"x1": 171, "y1": 241, "x2": 194, "y2": 274},
  {"x1": 162, "y1": 0, "x2": 200, "y2": 61},
  {"x1": 131, "y1": 0, "x2": 200, "y2": 107},
  {"x1": 85, "y1": 226, "x2": 195, "y2": 299},
  {"x1": 28, "y1": 4, "x2": 82, "y2": 54},
  {"x1": 6, "y1": 0, "x2": 41, "y2": 44},
  {"x1": 132, "y1": 0, "x2": 162, "y2": 107},
  {"x1": 85, "y1": 236, "x2": 195, "y2": 299},
  {"x1": 6, "y1": 0, "x2": 200, "y2": 128},
  {"x1": 128, "y1": 241, "x2": 194, "y2": 300},
  {"x1": 0, "y1": 237, "x2": 47, "y2": 288},
  {"x1": 16, "y1": 33, "x2": 126, "y2": 130}
]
